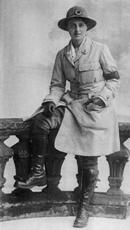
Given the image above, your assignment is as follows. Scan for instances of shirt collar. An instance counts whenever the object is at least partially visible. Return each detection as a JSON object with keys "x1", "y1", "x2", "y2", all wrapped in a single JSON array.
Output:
[
  {"x1": 70, "y1": 43, "x2": 76, "y2": 60},
  {"x1": 64, "y1": 36, "x2": 92, "y2": 65},
  {"x1": 66, "y1": 36, "x2": 92, "y2": 56}
]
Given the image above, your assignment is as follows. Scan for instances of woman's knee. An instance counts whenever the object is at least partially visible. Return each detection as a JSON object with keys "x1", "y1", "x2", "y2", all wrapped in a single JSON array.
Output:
[{"x1": 31, "y1": 113, "x2": 50, "y2": 135}]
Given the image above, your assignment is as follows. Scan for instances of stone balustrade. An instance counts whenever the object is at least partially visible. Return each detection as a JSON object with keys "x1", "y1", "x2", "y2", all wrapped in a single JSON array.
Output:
[{"x1": 0, "y1": 118, "x2": 130, "y2": 221}]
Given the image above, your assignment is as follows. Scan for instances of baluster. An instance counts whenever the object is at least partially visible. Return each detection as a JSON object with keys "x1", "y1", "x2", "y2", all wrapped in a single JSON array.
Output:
[
  {"x1": 106, "y1": 141, "x2": 130, "y2": 195},
  {"x1": 0, "y1": 135, "x2": 13, "y2": 196},
  {"x1": 12, "y1": 133, "x2": 31, "y2": 188}
]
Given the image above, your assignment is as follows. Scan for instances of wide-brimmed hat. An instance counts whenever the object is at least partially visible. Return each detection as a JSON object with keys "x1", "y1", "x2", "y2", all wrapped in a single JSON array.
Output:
[{"x1": 58, "y1": 6, "x2": 96, "y2": 31}]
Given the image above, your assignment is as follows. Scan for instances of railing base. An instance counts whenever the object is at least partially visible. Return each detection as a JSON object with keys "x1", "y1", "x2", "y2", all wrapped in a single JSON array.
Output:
[{"x1": 0, "y1": 191, "x2": 130, "y2": 221}]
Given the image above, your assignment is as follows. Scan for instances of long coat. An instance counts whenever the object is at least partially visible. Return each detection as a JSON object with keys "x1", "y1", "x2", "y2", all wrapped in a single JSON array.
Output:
[{"x1": 44, "y1": 36, "x2": 120, "y2": 156}]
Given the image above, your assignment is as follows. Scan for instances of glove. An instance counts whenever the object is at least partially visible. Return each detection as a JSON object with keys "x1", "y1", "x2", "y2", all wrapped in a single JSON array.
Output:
[
  {"x1": 92, "y1": 97, "x2": 105, "y2": 107},
  {"x1": 84, "y1": 97, "x2": 105, "y2": 111},
  {"x1": 41, "y1": 102, "x2": 56, "y2": 117}
]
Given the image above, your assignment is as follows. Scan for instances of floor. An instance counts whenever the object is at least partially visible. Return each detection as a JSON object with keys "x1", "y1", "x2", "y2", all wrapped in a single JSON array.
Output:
[{"x1": 0, "y1": 216, "x2": 130, "y2": 230}]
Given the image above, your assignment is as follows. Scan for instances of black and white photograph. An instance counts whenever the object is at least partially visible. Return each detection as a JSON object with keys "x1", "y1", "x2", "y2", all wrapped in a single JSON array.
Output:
[{"x1": 0, "y1": 0, "x2": 130, "y2": 229}]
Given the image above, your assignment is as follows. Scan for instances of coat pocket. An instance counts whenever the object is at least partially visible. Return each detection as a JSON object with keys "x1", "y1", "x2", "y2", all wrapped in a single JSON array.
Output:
[
  {"x1": 79, "y1": 62, "x2": 100, "y2": 71},
  {"x1": 78, "y1": 62, "x2": 103, "y2": 84}
]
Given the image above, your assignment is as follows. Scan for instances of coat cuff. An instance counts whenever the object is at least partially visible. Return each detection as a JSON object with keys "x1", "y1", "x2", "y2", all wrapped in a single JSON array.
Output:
[
  {"x1": 43, "y1": 91, "x2": 64, "y2": 106},
  {"x1": 95, "y1": 96, "x2": 107, "y2": 106},
  {"x1": 43, "y1": 97, "x2": 56, "y2": 105},
  {"x1": 96, "y1": 87, "x2": 114, "y2": 107}
]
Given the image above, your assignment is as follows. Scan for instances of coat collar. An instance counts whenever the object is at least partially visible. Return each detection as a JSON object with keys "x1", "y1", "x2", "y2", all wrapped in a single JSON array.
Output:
[{"x1": 64, "y1": 36, "x2": 92, "y2": 66}]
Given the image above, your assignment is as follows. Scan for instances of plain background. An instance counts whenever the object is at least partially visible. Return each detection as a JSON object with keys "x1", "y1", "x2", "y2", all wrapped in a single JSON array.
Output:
[{"x1": 1, "y1": 0, "x2": 130, "y2": 229}]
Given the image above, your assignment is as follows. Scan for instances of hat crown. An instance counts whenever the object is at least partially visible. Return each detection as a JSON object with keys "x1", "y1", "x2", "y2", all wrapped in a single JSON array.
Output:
[
  {"x1": 58, "y1": 6, "x2": 96, "y2": 31},
  {"x1": 66, "y1": 6, "x2": 88, "y2": 18}
]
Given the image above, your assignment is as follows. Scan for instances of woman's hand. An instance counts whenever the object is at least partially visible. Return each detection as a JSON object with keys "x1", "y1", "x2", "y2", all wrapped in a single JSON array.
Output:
[
  {"x1": 85, "y1": 97, "x2": 105, "y2": 111},
  {"x1": 41, "y1": 102, "x2": 56, "y2": 117},
  {"x1": 92, "y1": 98, "x2": 105, "y2": 107}
]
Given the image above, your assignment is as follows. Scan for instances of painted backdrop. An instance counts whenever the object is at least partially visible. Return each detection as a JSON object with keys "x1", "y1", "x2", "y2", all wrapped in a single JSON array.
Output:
[{"x1": 0, "y1": 0, "x2": 130, "y2": 119}]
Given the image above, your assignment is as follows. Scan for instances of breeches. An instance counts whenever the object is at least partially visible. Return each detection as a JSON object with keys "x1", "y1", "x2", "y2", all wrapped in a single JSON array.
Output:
[
  {"x1": 30, "y1": 106, "x2": 65, "y2": 137},
  {"x1": 29, "y1": 106, "x2": 99, "y2": 165}
]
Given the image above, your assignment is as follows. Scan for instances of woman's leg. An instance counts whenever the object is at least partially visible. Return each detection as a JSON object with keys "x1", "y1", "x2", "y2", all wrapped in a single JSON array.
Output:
[
  {"x1": 17, "y1": 107, "x2": 65, "y2": 189},
  {"x1": 73, "y1": 156, "x2": 99, "y2": 228}
]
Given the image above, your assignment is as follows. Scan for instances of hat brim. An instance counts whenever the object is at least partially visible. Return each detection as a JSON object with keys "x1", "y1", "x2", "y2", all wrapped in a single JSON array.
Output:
[{"x1": 58, "y1": 16, "x2": 96, "y2": 31}]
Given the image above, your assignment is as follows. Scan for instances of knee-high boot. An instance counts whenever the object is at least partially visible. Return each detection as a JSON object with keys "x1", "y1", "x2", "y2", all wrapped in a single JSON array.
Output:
[
  {"x1": 42, "y1": 129, "x2": 66, "y2": 196},
  {"x1": 17, "y1": 133, "x2": 48, "y2": 189},
  {"x1": 73, "y1": 156, "x2": 99, "y2": 228},
  {"x1": 43, "y1": 151, "x2": 66, "y2": 194}
]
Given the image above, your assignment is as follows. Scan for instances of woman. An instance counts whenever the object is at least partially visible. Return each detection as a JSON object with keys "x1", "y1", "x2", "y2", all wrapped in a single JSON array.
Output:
[{"x1": 17, "y1": 6, "x2": 120, "y2": 228}]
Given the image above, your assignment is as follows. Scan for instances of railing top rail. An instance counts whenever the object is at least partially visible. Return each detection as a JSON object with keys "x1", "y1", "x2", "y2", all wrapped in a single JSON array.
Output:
[{"x1": 0, "y1": 118, "x2": 130, "y2": 137}]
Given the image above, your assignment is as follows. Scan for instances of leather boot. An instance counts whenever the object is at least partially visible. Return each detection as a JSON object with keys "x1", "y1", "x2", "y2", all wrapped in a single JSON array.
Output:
[
  {"x1": 16, "y1": 134, "x2": 48, "y2": 189},
  {"x1": 73, "y1": 157, "x2": 99, "y2": 228},
  {"x1": 42, "y1": 128, "x2": 66, "y2": 196},
  {"x1": 43, "y1": 150, "x2": 66, "y2": 198}
]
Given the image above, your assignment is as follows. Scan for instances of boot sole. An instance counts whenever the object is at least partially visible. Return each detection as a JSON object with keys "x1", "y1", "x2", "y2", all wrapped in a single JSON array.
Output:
[
  {"x1": 16, "y1": 184, "x2": 47, "y2": 189},
  {"x1": 16, "y1": 179, "x2": 47, "y2": 190},
  {"x1": 73, "y1": 222, "x2": 88, "y2": 228}
]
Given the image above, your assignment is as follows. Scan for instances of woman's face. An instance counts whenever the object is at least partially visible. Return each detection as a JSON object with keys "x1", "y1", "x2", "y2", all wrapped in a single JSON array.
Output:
[{"x1": 67, "y1": 18, "x2": 88, "y2": 47}]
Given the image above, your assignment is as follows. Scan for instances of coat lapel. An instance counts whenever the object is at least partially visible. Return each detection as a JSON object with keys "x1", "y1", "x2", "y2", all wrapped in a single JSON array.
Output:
[
  {"x1": 64, "y1": 36, "x2": 92, "y2": 66},
  {"x1": 75, "y1": 36, "x2": 92, "y2": 61},
  {"x1": 64, "y1": 43, "x2": 74, "y2": 66}
]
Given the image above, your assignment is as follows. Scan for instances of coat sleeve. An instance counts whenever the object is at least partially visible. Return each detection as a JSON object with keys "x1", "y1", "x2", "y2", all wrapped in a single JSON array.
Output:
[
  {"x1": 97, "y1": 44, "x2": 120, "y2": 106},
  {"x1": 43, "y1": 51, "x2": 66, "y2": 106}
]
